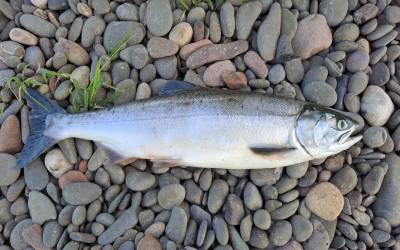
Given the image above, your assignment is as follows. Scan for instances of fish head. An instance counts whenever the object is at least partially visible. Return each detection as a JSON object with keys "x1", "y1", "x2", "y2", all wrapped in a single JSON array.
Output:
[{"x1": 296, "y1": 105, "x2": 362, "y2": 158}]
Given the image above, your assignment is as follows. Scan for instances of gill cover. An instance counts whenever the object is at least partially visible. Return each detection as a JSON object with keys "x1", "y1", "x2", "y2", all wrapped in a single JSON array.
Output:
[{"x1": 295, "y1": 104, "x2": 362, "y2": 158}]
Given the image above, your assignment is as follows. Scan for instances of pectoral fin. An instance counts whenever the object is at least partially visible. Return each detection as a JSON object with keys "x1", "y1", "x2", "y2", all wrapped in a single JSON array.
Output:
[{"x1": 250, "y1": 146, "x2": 298, "y2": 160}]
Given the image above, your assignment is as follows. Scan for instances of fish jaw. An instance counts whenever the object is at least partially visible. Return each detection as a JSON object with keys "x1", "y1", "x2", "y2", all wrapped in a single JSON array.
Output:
[{"x1": 328, "y1": 135, "x2": 363, "y2": 154}]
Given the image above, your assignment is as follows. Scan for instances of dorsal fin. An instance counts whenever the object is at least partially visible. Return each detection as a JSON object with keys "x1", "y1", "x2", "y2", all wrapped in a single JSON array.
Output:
[{"x1": 159, "y1": 80, "x2": 203, "y2": 96}]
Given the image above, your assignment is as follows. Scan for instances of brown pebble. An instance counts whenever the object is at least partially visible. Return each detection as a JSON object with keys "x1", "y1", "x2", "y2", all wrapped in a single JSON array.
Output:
[
  {"x1": 193, "y1": 20, "x2": 205, "y2": 42},
  {"x1": 223, "y1": 71, "x2": 247, "y2": 89},
  {"x1": 179, "y1": 39, "x2": 213, "y2": 60},
  {"x1": 137, "y1": 235, "x2": 162, "y2": 250},
  {"x1": 186, "y1": 40, "x2": 249, "y2": 69},
  {"x1": 243, "y1": 51, "x2": 268, "y2": 78},
  {"x1": 0, "y1": 115, "x2": 22, "y2": 154},
  {"x1": 77, "y1": 3, "x2": 93, "y2": 17},
  {"x1": 22, "y1": 224, "x2": 49, "y2": 250},
  {"x1": 58, "y1": 170, "x2": 89, "y2": 189},
  {"x1": 79, "y1": 160, "x2": 88, "y2": 173},
  {"x1": 203, "y1": 60, "x2": 236, "y2": 87},
  {"x1": 9, "y1": 28, "x2": 38, "y2": 45},
  {"x1": 54, "y1": 38, "x2": 90, "y2": 66},
  {"x1": 147, "y1": 37, "x2": 179, "y2": 59}
]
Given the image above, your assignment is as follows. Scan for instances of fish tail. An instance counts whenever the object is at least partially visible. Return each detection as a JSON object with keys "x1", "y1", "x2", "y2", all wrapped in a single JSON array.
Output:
[{"x1": 15, "y1": 88, "x2": 66, "y2": 169}]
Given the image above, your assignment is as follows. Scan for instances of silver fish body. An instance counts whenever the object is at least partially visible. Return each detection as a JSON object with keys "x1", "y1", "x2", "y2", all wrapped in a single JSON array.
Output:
[
  {"x1": 16, "y1": 83, "x2": 362, "y2": 169},
  {"x1": 43, "y1": 89, "x2": 359, "y2": 169}
]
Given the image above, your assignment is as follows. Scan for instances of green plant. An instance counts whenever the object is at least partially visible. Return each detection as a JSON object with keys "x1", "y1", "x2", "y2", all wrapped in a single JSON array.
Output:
[{"x1": 179, "y1": 0, "x2": 190, "y2": 11}]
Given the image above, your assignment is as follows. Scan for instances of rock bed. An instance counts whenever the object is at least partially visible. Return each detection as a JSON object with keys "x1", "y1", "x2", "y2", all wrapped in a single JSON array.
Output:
[{"x1": 0, "y1": 0, "x2": 400, "y2": 248}]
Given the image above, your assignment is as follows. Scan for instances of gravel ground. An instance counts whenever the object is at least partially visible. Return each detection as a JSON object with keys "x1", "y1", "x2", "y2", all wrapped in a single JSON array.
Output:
[{"x1": 0, "y1": 0, "x2": 400, "y2": 249}]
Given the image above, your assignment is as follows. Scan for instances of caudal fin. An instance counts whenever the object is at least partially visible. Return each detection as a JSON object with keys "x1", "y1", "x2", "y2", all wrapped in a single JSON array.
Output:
[{"x1": 15, "y1": 88, "x2": 66, "y2": 169}]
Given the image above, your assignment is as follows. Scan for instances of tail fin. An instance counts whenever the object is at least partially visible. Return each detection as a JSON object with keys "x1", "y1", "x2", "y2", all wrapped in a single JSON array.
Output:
[{"x1": 15, "y1": 88, "x2": 66, "y2": 169}]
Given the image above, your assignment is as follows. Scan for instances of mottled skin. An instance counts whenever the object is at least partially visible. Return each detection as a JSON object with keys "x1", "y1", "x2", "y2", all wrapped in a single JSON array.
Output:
[{"x1": 45, "y1": 90, "x2": 360, "y2": 169}]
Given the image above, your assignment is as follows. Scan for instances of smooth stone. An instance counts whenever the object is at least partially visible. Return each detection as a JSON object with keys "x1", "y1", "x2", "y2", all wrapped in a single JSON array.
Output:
[
  {"x1": 220, "y1": 2, "x2": 235, "y2": 38},
  {"x1": 154, "y1": 56, "x2": 177, "y2": 79},
  {"x1": 146, "y1": 0, "x2": 173, "y2": 36},
  {"x1": 361, "y1": 86, "x2": 394, "y2": 126},
  {"x1": 268, "y1": 64, "x2": 286, "y2": 84},
  {"x1": 147, "y1": 37, "x2": 179, "y2": 59},
  {"x1": 292, "y1": 14, "x2": 332, "y2": 59},
  {"x1": 0, "y1": 0, "x2": 16, "y2": 19},
  {"x1": 103, "y1": 21, "x2": 145, "y2": 52},
  {"x1": 19, "y1": 14, "x2": 56, "y2": 38},
  {"x1": 353, "y1": 3, "x2": 379, "y2": 24},
  {"x1": 330, "y1": 166, "x2": 358, "y2": 195},
  {"x1": 203, "y1": 60, "x2": 236, "y2": 87},
  {"x1": 363, "y1": 127, "x2": 387, "y2": 148},
  {"x1": 81, "y1": 16, "x2": 105, "y2": 48},
  {"x1": 10, "y1": 219, "x2": 33, "y2": 250},
  {"x1": 114, "y1": 79, "x2": 137, "y2": 105},
  {"x1": 253, "y1": 209, "x2": 271, "y2": 230},
  {"x1": 236, "y1": 1, "x2": 262, "y2": 40},
  {"x1": 291, "y1": 215, "x2": 313, "y2": 242},
  {"x1": 24, "y1": 159, "x2": 49, "y2": 191},
  {"x1": 116, "y1": 3, "x2": 138, "y2": 21},
  {"x1": 70, "y1": 66, "x2": 90, "y2": 88},
  {"x1": 369, "y1": 62, "x2": 390, "y2": 86},
  {"x1": 24, "y1": 46, "x2": 45, "y2": 70},
  {"x1": 285, "y1": 58, "x2": 304, "y2": 84},
  {"x1": 62, "y1": 182, "x2": 102, "y2": 205},
  {"x1": 54, "y1": 38, "x2": 90, "y2": 66},
  {"x1": 224, "y1": 194, "x2": 245, "y2": 225},
  {"x1": 120, "y1": 44, "x2": 149, "y2": 69},
  {"x1": 0, "y1": 69, "x2": 15, "y2": 87},
  {"x1": 385, "y1": 6, "x2": 400, "y2": 24},
  {"x1": 244, "y1": 51, "x2": 268, "y2": 78},
  {"x1": 179, "y1": 39, "x2": 212, "y2": 60},
  {"x1": 44, "y1": 148, "x2": 73, "y2": 178},
  {"x1": 372, "y1": 153, "x2": 400, "y2": 226},
  {"x1": 363, "y1": 166, "x2": 386, "y2": 195},
  {"x1": 9, "y1": 28, "x2": 38, "y2": 45},
  {"x1": 207, "y1": 179, "x2": 229, "y2": 214},
  {"x1": 346, "y1": 51, "x2": 369, "y2": 72},
  {"x1": 166, "y1": 207, "x2": 188, "y2": 244},
  {"x1": 0, "y1": 41, "x2": 24, "y2": 68},
  {"x1": 303, "y1": 218, "x2": 330, "y2": 250},
  {"x1": 348, "y1": 71, "x2": 368, "y2": 95},
  {"x1": 248, "y1": 227, "x2": 269, "y2": 249},
  {"x1": 319, "y1": 0, "x2": 348, "y2": 26},
  {"x1": 223, "y1": 71, "x2": 247, "y2": 89},
  {"x1": 243, "y1": 182, "x2": 263, "y2": 210},
  {"x1": 270, "y1": 220, "x2": 292, "y2": 246},
  {"x1": 168, "y1": 22, "x2": 193, "y2": 47},
  {"x1": 186, "y1": 40, "x2": 248, "y2": 69},
  {"x1": 305, "y1": 182, "x2": 344, "y2": 220},
  {"x1": 0, "y1": 153, "x2": 20, "y2": 186},
  {"x1": 158, "y1": 183, "x2": 185, "y2": 209},
  {"x1": 28, "y1": 191, "x2": 57, "y2": 225},
  {"x1": 42, "y1": 221, "x2": 63, "y2": 247},
  {"x1": 98, "y1": 207, "x2": 138, "y2": 245},
  {"x1": 303, "y1": 81, "x2": 337, "y2": 107},
  {"x1": 137, "y1": 235, "x2": 162, "y2": 250},
  {"x1": 125, "y1": 169, "x2": 156, "y2": 191},
  {"x1": 92, "y1": 0, "x2": 110, "y2": 14},
  {"x1": 257, "y1": 2, "x2": 281, "y2": 61}
]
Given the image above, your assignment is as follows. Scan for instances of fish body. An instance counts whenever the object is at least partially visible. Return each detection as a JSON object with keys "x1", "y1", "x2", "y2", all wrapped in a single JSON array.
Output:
[{"x1": 16, "y1": 81, "x2": 362, "y2": 169}]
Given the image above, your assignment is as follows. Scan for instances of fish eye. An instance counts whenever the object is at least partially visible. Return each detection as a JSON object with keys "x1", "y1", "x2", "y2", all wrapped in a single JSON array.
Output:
[{"x1": 337, "y1": 119, "x2": 348, "y2": 130}]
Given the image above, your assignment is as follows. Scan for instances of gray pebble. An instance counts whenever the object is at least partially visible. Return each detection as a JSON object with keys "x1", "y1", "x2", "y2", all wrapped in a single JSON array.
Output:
[
  {"x1": 120, "y1": 44, "x2": 149, "y2": 70},
  {"x1": 243, "y1": 182, "x2": 262, "y2": 210},
  {"x1": 207, "y1": 179, "x2": 229, "y2": 214},
  {"x1": 224, "y1": 194, "x2": 245, "y2": 225},
  {"x1": 146, "y1": 0, "x2": 173, "y2": 36},
  {"x1": 236, "y1": 1, "x2": 262, "y2": 40},
  {"x1": 158, "y1": 183, "x2": 185, "y2": 209},
  {"x1": 62, "y1": 182, "x2": 102, "y2": 205},
  {"x1": 270, "y1": 220, "x2": 292, "y2": 246},
  {"x1": 165, "y1": 207, "x2": 187, "y2": 244},
  {"x1": 28, "y1": 191, "x2": 56, "y2": 225},
  {"x1": 303, "y1": 81, "x2": 337, "y2": 107},
  {"x1": 24, "y1": 159, "x2": 48, "y2": 191},
  {"x1": 125, "y1": 168, "x2": 156, "y2": 191},
  {"x1": 253, "y1": 209, "x2": 271, "y2": 230},
  {"x1": 220, "y1": 2, "x2": 235, "y2": 38}
]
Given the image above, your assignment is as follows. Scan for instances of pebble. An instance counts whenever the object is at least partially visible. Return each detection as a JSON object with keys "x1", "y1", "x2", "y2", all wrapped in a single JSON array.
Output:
[
  {"x1": 10, "y1": 219, "x2": 33, "y2": 249},
  {"x1": 146, "y1": 0, "x2": 173, "y2": 36},
  {"x1": 257, "y1": 3, "x2": 281, "y2": 61},
  {"x1": 268, "y1": 64, "x2": 286, "y2": 84},
  {"x1": 19, "y1": 14, "x2": 56, "y2": 38},
  {"x1": 158, "y1": 183, "x2": 185, "y2": 209},
  {"x1": 291, "y1": 215, "x2": 313, "y2": 242},
  {"x1": 54, "y1": 38, "x2": 90, "y2": 66},
  {"x1": 24, "y1": 159, "x2": 49, "y2": 191},
  {"x1": 120, "y1": 44, "x2": 149, "y2": 69},
  {"x1": 303, "y1": 218, "x2": 330, "y2": 250},
  {"x1": 270, "y1": 220, "x2": 292, "y2": 246},
  {"x1": 292, "y1": 14, "x2": 332, "y2": 59},
  {"x1": 166, "y1": 207, "x2": 187, "y2": 244},
  {"x1": 223, "y1": 71, "x2": 247, "y2": 89},
  {"x1": 244, "y1": 51, "x2": 268, "y2": 78},
  {"x1": 147, "y1": 37, "x2": 179, "y2": 59},
  {"x1": 0, "y1": 41, "x2": 25, "y2": 67},
  {"x1": 385, "y1": 6, "x2": 400, "y2": 24},
  {"x1": 319, "y1": 0, "x2": 348, "y2": 26},
  {"x1": 28, "y1": 191, "x2": 57, "y2": 224},
  {"x1": 370, "y1": 62, "x2": 390, "y2": 86},
  {"x1": 348, "y1": 71, "x2": 368, "y2": 94},
  {"x1": 44, "y1": 148, "x2": 73, "y2": 178},
  {"x1": 0, "y1": 0, "x2": 16, "y2": 19},
  {"x1": 0, "y1": 153, "x2": 20, "y2": 186},
  {"x1": 373, "y1": 153, "x2": 400, "y2": 226},
  {"x1": 81, "y1": 16, "x2": 105, "y2": 48},
  {"x1": 22, "y1": 224, "x2": 47, "y2": 250},
  {"x1": 220, "y1": 2, "x2": 235, "y2": 38},
  {"x1": 0, "y1": 114, "x2": 21, "y2": 154},
  {"x1": 98, "y1": 207, "x2": 138, "y2": 245},
  {"x1": 363, "y1": 127, "x2": 387, "y2": 148},
  {"x1": 186, "y1": 40, "x2": 248, "y2": 69},
  {"x1": 249, "y1": 227, "x2": 269, "y2": 248},
  {"x1": 116, "y1": 3, "x2": 138, "y2": 21},
  {"x1": 43, "y1": 221, "x2": 63, "y2": 247},
  {"x1": 168, "y1": 22, "x2": 193, "y2": 47},
  {"x1": 9, "y1": 28, "x2": 38, "y2": 46},
  {"x1": 154, "y1": 56, "x2": 177, "y2": 79},
  {"x1": 253, "y1": 209, "x2": 271, "y2": 230},
  {"x1": 224, "y1": 194, "x2": 245, "y2": 225},
  {"x1": 179, "y1": 39, "x2": 212, "y2": 60},
  {"x1": 236, "y1": 1, "x2": 262, "y2": 40},
  {"x1": 330, "y1": 166, "x2": 358, "y2": 194},
  {"x1": 125, "y1": 169, "x2": 156, "y2": 191},
  {"x1": 361, "y1": 86, "x2": 394, "y2": 126},
  {"x1": 207, "y1": 179, "x2": 229, "y2": 214},
  {"x1": 354, "y1": 3, "x2": 379, "y2": 24},
  {"x1": 137, "y1": 235, "x2": 162, "y2": 250},
  {"x1": 203, "y1": 60, "x2": 236, "y2": 87},
  {"x1": 103, "y1": 21, "x2": 145, "y2": 52},
  {"x1": 243, "y1": 182, "x2": 263, "y2": 210},
  {"x1": 303, "y1": 81, "x2": 337, "y2": 106},
  {"x1": 62, "y1": 182, "x2": 102, "y2": 205},
  {"x1": 346, "y1": 51, "x2": 370, "y2": 72},
  {"x1": 305, "y1": 182, "x2": 344, "y2": 220}
]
